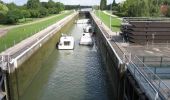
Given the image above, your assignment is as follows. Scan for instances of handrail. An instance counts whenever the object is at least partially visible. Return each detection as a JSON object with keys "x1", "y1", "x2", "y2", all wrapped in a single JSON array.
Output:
[
  {"x1": 123, "y1": 17, "x2": 170, "y2": 22},
  {"x1": 92, "y1": 11, "x2": 170, "y2": 100},
  {"x1": 134, "y1": 55, "x2": 170, "y2": 99},
  {"x1": 128, "y1": 61, "x2": 159, "y2": 100}
]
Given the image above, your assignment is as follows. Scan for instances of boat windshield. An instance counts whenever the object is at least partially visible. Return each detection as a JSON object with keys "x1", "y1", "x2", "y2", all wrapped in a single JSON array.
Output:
[{"x1": 64, "y1": 41, "x2": 70, "y2": 46}]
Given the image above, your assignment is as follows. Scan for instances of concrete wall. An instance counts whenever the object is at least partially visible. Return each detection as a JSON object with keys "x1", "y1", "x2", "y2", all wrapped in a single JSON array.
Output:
[
  {"x1": 5, "y1": 12, "x2": 78, "y2": 100},
  {"x1": 90, "y1": 12, "x2": 124, "y2": 100},
  {"x1": 7, "y1": 12, "x2": 78, "y2": 73},
  {"x1": 91, "y1": 12, "x2": 149, "y2": 100}
]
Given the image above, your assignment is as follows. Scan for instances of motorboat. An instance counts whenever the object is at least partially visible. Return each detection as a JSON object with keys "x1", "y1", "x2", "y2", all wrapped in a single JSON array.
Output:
[
  {"x1": 79, "y1": 33, "x2": 93, "y2": 45},
  {"x1": 83, "y1": 25, "x2": 94, "y2": 33},
  {"x1": 58, "y1": 34, "x2": 74, "y2": 50},
  {"x1": 76, "y1": 19, "x2": 90, "y2": 24}
]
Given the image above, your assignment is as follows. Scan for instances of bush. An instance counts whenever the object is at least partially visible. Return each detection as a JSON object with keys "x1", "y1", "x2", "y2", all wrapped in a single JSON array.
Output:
[
  {"x1": 0, "y1": 3, "x2": 8, "y2": 19},
  {"x1": 115, "y1": 12, "x2": 127, "y2": 17},
  {"x1": 39, "y1": 7, "x2": 49, "y2": 17},
  {"x1": 166, "y1": 7, "x2": 170, "y2": 17},
  {"x1": 5, "y1": 9, "x2": 22, "y2": 24},
  {"x1": 29, "y1": 10, "x2": 40, "y2": 18},
  {"x1": 21, "y1": 10, "x2": 31, "y2": 18}
]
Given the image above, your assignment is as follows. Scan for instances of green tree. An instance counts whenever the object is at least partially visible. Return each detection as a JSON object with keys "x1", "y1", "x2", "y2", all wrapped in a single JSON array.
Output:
[
  {"x1": 21, "y1": 10, "x2": 31, "y2": 21},
  {"x1": 29, "y1": 10, "x2": 40, "y2": 18},
  {"x1": 119, "y1": 0, "x2": 160, "y2": 17},
  {"x1": 27, "y1": 0, "x2": 40, "y2": 9},
  {"x1": 6, "y1": 9, "x2": 22, "y2": 24},
  {"x1": 0, "y1": 3, "x2": 8, "y2": 19},
  {"x1": 47, "y1": 0, "x2": 55, "y2": 8},
  {"x1": 100, "y1": 0, "x2": 107, "y2": 10},
  {"x1": 39, "y1": 7, "x2": 49, "y2": 17},
  {"x1": 167, "y1": 7, "x2": 170, "y2": 17},
  {"x1": 112, "y1": 0, "x2": 116, "y2": 6},
  {"x1": 56, "y1": 2, "x2": 64, "y2": 12},
  {"x1": 6, "y1": 3, "x2": 17, "y2": 10}
]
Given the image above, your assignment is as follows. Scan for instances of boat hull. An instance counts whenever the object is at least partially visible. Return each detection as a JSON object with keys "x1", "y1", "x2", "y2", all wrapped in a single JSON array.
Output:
[
  {"x1": 79, "y1": 34, "x2": 93, "y2": 45},
  {"x1": 58, "y1": 35, "x2": 75, "y2": 50}
]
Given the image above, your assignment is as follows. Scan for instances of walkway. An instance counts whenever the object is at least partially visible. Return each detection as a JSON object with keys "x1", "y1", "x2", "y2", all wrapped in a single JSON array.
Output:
[
  {"x1": 103, "y1": 11, "x2": 122, "y2": 21},
  {"x1": 91, "y1": 11, "x2": 170, "y2": 100},
  {"x1": 0, "y1": 12, "x2": 77, "y2": 58}
]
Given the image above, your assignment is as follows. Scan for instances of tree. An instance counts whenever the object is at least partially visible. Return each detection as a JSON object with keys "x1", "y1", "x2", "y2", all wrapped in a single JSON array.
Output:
[
  {"x1": 112, "y1": 0, "x2": 116, "y2": 6},
  {"x1": 55, "y1": 2, "x2": 64, "y2": 12},
  {"x1": 167, "y1": 7, "x2": 170, "y2": 17},
  {"x1": 118, "y1": 0, "x2": 160, "y2": 17},
  {"x1": 0, "y1": 3, "x2": 8, "y2": 19},
  {"x1": 47, "y1": 0, "x2": 55, "y2": 8},
  {"x1": 6, "y1": 9, "x2": 22, "y2": 24},
  {"x1": 29, "y1": 10, "x2": 40, "y2": 18},
  {"x1": 100, "y1": 0, "x2": 107, "y2": 10},
  {"x1": 27, "y1": 0, "x2": 40, "y2": 9},
  {"x1": 6, "y1": 3, "x2": 17, "y2": 10},
  {"x1": 21, "y1": 10, "x2": 31, "y2": 21},
  {"x1": 39, "y1": 7, "x2": 49, "y2": 17}
]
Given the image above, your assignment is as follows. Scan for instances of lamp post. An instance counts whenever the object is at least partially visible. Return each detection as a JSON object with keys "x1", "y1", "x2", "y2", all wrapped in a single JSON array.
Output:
[
  {"x1": 99, "y1": 7, "x2": 101, "y2": 19},
  {"x1": 110, "y1": 4, "x2": 112, "y2": 30},
  {"x1": 152, "y1": 33, "x2": 155, "y2": 46}
]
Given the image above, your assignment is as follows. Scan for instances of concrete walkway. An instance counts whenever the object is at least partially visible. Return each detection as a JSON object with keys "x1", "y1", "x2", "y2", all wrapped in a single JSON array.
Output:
[
  {"x1": 91, "y1": 12, "x2": 127, "y2": 57},
  {"x1": 103, "y1": 11, "x2": 122, "y2": 21},
  {"x1": 0, "y1": 12, "x2": 77, "y2": 58}
]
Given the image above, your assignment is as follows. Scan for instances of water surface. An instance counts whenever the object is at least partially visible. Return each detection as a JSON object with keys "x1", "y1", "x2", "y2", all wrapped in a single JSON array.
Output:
[{"x1": 21, "y1": 22, "x2": 112, "y2": 100}]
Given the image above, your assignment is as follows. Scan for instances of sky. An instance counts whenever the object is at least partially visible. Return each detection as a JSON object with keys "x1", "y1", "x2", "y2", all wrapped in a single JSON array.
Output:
[{"x1": 1, "y1": 0, "x2": 125, "y2": 6}]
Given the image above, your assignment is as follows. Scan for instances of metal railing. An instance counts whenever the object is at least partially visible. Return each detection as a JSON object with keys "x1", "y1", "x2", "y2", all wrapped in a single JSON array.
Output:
[
  {"x1": 92, "y1": 12, "x2": 170, "y2": 100},
  {"x1": 138, "y1": 56, "x2": 170, "y2": 67},
  {"x1": 91, "y1": 12, "x2": 125, "y2": 62},
  {"x1": 123, "y1": 17, "x2": 170, "y2": 22},
  {"x1": 132, "y1": 56, "x2": 170, "y2": 100},
  {"x1": 128, "y1": 61, "x2": 159, "y2": 100}
]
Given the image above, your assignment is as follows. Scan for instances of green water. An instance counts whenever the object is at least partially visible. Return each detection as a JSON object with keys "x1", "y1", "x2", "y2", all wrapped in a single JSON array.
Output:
[{"x1": 10, "y1": 17, "x2": 113, "y2": 100}]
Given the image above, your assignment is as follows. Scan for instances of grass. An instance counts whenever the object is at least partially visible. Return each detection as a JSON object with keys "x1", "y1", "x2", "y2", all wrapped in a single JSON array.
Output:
[
  {"x1": 0, "y1": 24, "x2": 10, "y2": 28},
  {"x1": 0, "y1": 11, "x2": 73, "y2": 53},
  {"x1": 95, "y1": 10, "x2": 121, "y2": 32},
  {"x1": 18, "y1": 18, "x2": 34, "y2": 24}
]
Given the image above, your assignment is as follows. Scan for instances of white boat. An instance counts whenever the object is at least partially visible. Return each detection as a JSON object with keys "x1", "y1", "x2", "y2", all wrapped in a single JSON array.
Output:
[
  {"x1": 83, "y1": 25, "x2": 94, "y2": 33},
  {"x1": 79, "y1": 33, "x2": 93, "y2": 45},
  {"x1": 76, "y1": 19, "x2": 90, "y2": 24},
  {"x1": 58, "y1": 34, "x2": 74, "y2": 50}
]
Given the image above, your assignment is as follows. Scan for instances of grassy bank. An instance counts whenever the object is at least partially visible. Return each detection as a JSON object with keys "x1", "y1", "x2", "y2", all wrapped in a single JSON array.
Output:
[
  {"x1": 95, "y1": 10, "x2": 121, "y2": 32},
  {"x1": 0, "y1": 11, "x2": 73, "y2": 53}
]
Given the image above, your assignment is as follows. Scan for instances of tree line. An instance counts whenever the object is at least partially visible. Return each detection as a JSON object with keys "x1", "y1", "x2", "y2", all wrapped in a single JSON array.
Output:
[
  {"x1": 99, "y1": 0, "x2": 170, "y2": 17},
  {"x1": 0, "y1": 0, "x2": 64, "y2": 24}
]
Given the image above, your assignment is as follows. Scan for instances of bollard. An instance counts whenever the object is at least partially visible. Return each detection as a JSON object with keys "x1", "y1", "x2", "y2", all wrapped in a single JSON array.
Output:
[
  {"x1": 13, "y1": 40, "x2": 15, "y2": 46},
  {"x1": 5, "y1": 44, "x2": 7, "y2": 50}
]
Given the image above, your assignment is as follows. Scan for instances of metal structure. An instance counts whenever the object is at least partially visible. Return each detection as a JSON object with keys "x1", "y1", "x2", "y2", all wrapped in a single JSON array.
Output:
[
  {"x1": 91, "y1": 12, "x2": 170, "y2": 100},
  {"x1": 121, "y1": 17, "x2": 170, "y2": 44},
  {"x1": 0, "y1": 55, "x2": 9, "y2": 100}
]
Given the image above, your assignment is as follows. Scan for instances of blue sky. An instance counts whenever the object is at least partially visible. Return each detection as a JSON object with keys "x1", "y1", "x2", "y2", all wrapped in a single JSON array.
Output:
[{"x1": 2, "y1": 0, "x2": 125, "y2": 6}]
